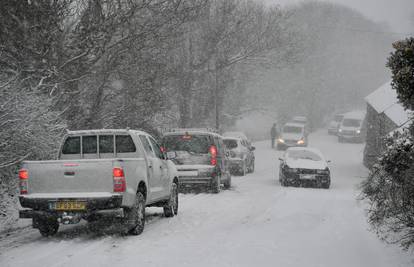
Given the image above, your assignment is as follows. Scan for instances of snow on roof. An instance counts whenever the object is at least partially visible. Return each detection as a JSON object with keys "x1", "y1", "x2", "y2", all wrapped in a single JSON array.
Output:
[
  {"x1": 67, "y1": 129, "x2": 149, "y2": 135},
  {"x1": 222, "y1": 131, "x2": 248, "y2": 140},
  {"x1": 342, "y1": 110, "x2": 366, "y2": 120},
  {"x1": 284, "y1": 122, "x2": 305, "y2": 128},
  {"x1": 365, "y1": 81, "x2": 410, "y2": 127}
]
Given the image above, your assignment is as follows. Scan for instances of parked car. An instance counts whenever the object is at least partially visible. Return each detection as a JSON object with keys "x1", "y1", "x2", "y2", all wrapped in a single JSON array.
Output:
[
  {"x1": 278, "y1": 147, "x2": 331, "y2": 189},
  {"x1": 276, "y1": 123, "x2": 308, "y2": 150},
  {"x1": 223, "y1": 137, "x2": 255, "y2": 176},
  {"x1": 18, "y1": 129, "x2": 179, "y2": 237},
  {"x1": 161, "y1": 129, "x2": 231, "y2": 193},
  {"x1": 327, "y1": 113, "x2": 344, "y2": 135},
  {"x1": 337, "y1": 111, "x2": 366, "y2": 143}
]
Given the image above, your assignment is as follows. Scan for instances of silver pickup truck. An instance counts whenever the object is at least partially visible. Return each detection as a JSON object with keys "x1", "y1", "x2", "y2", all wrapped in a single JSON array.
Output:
[{"x1": 18, "y1": 129, "x2": 179, "y2": 236}]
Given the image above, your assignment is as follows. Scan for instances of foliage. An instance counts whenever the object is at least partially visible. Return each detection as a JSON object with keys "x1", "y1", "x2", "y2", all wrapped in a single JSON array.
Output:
[
  {"x1": 361, "y1": 130, "x2": 414, "y2": 249},
  {"x1": 387, "y1": 37, "x2": 414, "y2": 111}
]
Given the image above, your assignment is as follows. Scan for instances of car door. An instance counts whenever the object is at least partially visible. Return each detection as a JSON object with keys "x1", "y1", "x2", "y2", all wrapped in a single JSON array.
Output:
[
  {"x1": 139, "y1": 135, "x2": 163, "y2": 200},
  {"x1": 148, "y1": 136, "x2": 169, "y2": 197}
]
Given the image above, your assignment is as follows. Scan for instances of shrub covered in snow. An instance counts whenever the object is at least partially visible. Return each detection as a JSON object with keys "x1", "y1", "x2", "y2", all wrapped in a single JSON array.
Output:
[{"x1": 362, "y1": 130, "x2": 414, "y2": 249}]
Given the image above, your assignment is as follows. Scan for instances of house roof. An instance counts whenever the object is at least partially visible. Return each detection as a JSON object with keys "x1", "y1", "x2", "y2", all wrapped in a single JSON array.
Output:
[{"x1": 365, "y1": 81, "x2": 410, "y2": 127}]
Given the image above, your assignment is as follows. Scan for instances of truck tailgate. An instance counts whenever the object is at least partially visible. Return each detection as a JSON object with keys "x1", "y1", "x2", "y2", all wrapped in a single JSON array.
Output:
[{"x1": 25, "y1": 159, "x2": 115, "y2": 194}]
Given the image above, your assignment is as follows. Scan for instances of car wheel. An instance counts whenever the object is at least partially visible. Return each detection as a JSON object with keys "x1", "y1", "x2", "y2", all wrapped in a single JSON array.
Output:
[
  {"x1": 250, "y1": 160, "x2": 255, "y2": 173},
  {"x1": 164, "y1": 182, "x2": 178, "y2": 217},
  {"x1": 240, "y1": 161, "x2": 247, "y2": 176},
  {"x1": 125, "y1": 192, "x2": 146, "y2": 235},
  {"x1": 35, "y1": 217, "x2": 59, "y2": 237},
  {"x1": 223, "y1": 174, "x2": 231, "y2": 189},
  {"x1": 211, "y1": 175, "x2": 221, "y2": 193}
]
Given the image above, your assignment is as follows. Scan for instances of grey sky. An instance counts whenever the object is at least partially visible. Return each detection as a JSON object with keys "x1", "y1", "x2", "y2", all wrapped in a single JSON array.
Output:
[{"x1": 260, "y1": 0, "x2": 414, "y2": 34}]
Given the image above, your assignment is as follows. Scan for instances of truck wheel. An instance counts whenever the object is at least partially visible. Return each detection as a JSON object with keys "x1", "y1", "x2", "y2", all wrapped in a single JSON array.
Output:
[
  {"x1": 125, "y1": 192, "x2": 146, "y2": 235},
  {"x1": 223, "y1": 174, "x2": 231, "y2": 189},
  {"x1": 211, "y1": 175, "x2": 221, "y2": 193},
  {"x1": 35, "y1": 217, "x2": 59, "y2": 237},
  {"x1": 164, "y1": 182, "x2": 178, "y2": 217},
  {"x1": 250, "y1": 160, "x2": 255, "y2": 173}
]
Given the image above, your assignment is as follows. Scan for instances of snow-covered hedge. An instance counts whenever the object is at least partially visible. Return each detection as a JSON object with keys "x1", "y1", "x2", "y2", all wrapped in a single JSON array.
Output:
[{"x1": 362, "y1": 128, "x2": 414, "y2": 249}]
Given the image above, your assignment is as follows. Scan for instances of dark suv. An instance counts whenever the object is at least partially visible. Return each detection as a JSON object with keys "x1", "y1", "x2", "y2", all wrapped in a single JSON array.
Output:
[{"x1": 161, "y1": 129, "x2": 231, "y2": 193}]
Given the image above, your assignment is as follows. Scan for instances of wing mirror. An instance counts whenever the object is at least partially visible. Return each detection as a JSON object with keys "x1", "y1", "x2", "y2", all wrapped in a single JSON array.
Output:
[
  {"x1": 250, "y1": 146, "x2": 256, "y2": 151},
  {"x1": 326, "y1": 160, "x2": 332, "y2": 163},
  {"x1": 278, "y1": 157, "x2": 283, "y2": 161},
  {"x1": 166, "y1": 151, "x2": 177, "y2": 160}
]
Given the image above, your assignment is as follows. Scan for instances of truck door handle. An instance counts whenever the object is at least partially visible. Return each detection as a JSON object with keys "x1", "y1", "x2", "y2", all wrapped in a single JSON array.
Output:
[
  {"x1": 148, "y1": 164, "x2": 153, "y2": 169},
  {"x1": 160, "y1": 166, "x2": 163, "y2": 170}
]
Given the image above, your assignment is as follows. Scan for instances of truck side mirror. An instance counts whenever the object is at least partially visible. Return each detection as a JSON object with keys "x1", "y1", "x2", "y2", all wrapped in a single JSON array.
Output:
[{"x1": 250, "y1": 146, "x2": 256, "y2": 151}]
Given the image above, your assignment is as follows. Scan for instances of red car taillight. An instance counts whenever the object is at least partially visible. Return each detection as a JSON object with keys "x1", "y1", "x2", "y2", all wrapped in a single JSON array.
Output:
[
  {"x1": 209, "y1": 145, "x2": 217, "y2": 166},
  {"x1": 19, "y1": 169, "x2": 29, "y2": 195},
  {"x1": 113, "y1": 167, "x2": 126, "y2": 192}
]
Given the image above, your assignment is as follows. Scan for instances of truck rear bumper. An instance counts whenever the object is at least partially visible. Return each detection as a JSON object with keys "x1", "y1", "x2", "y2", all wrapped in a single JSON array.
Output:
[
  {"x1": 19, "y1": 208, "x2": 124, "y2": 219},
  {"x1": 19, "y1": 194, "x2": 123, "y2": 212}
]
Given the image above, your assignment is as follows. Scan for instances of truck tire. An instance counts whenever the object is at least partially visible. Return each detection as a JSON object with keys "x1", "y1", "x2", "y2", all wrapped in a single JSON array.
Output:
[
  {"x1": 164, "y1": 182, "x2": 178, "y2": 217},
  {"x1": 125, "y1": 192, "x2": 146, "y2": 235},
  {"x1": 223, "y1": 174, "x2": 231, "y2": 189},
  {"x1": 35, "y1": 217, "x2": 59, "y2": 237},
  {"x1": 211, "y1": 175, "x2": 221, "y2": 193}
]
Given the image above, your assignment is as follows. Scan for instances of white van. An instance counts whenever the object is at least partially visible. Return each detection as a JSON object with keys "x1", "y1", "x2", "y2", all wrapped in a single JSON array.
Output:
[{"x1": 337, "y1": 111, "x2": 365, "y2": 143}]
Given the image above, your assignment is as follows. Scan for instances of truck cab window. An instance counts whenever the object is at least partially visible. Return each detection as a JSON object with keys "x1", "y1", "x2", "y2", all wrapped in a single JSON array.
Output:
[
  {"x1": 149, "y1": 137, "x2": 164, "y2": 159},
  {"x1": 116, "y1": 135, "x2": 136, "y2": 153},
  {"x1": 139, "y1": 135, "x2": 154, "y2": 156},
  {"x1": 82, "y1": 136, "x2": 97, "y2": 154},
  {"x1": 99, "y1": 135, "x2": 114, "y2": 154},
  {"x1": 62, "y1": 136, "x2": 80, "y2": 154}
]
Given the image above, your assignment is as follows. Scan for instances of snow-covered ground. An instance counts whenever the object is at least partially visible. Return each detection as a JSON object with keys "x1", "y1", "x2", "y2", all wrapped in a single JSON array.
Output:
[{"x1": 0, "y1": 130, "x2": 412, "y2": 267}]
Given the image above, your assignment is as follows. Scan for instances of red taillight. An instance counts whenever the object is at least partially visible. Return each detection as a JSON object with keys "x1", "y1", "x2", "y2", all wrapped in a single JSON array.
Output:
[
  {"x1": 19, "y1": 169, "x2": 29, "y2": 194},
  {"x1": 113, "y1": 167, "x2": 126, "y2": 192},
  {"x1": 209, "y1": 145, "x2": 217, "y2": 166},
  {"x1": 160, "y1": 146, "x2": 166, "y2": 153}
]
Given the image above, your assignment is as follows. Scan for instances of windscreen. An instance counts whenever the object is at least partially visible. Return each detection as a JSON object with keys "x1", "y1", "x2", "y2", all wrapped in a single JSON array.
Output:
[
  {"x1": 334, "y1": 115, "x2": 344, "y2": 122},
  {"x1": 342, "y1": 118, "x2": 361, "y2": 127},
  {"x1": 223, "y1": 139, "x2": 238, "y2": 149},
  {"x1": 288, "y1": 150, "x2": 322, "y2": 161},
  {"x1": 163, "y1": 134, "x2": 213, "y2": 154},
  {"x1": 283, "y1": 126, "x2": 303, "y2": 134}
]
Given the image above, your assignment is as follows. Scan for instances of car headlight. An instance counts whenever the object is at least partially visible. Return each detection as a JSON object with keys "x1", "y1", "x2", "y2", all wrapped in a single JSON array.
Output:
[
  {"x1": 338, "y1": 128, "x2": 343, "y2": 133},
  {"x1": 356, "y1": 129, "x2": 361, "y2": 134},
  {"x1": 230, "y1": 151, "x2": 236, "y2": 158},
  {"x1": 297, "y1": 139, "x2": 305, "y2": 145},
  {"x1": 278, "y1": 138, "x2": 285, "y2": 143},
  {"x1": 316, "y1": 168, "x2": 330, "y2": 175}
]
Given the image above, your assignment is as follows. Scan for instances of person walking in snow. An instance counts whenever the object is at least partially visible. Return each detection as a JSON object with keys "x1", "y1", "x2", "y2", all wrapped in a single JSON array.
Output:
[{"x1": 270, "y1": 123, "x2": 278, "y2": 148}]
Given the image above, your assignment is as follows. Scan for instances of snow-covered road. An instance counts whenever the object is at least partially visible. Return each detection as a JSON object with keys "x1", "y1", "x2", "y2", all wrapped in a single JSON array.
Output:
[{"x1": 0, "y1": 130, "x2": 412, "y2": 267}]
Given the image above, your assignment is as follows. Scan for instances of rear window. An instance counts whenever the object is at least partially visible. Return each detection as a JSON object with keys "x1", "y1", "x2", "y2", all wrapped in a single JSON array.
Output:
[
  {"x1": 62, "y1": 136, "x2": 80, "y2": 154},
  {"x1": 162, "y1": 134, "x2": 213, "y2": 154},
  {"x1": 116, "y1": 135, "x2": 136, "y2": 153},
  {"x1": 342, "y1": 119, "x2": 361, "y2": 127},
  {"x1": 224, "y1": 139, "x2": 238, "y2": 149},
  {"x1": 283, "y1": 126, "x2": 303, "y2": 134},
  {"x1": 99, "y1": 135, "x2": 114, "y2": 153},
  {"x1": 82, "y1": 136, "x2": 97, "y2": 154}
]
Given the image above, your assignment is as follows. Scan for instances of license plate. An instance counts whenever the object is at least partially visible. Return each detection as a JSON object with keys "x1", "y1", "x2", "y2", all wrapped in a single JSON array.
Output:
[
  {"x1": 50, "y1": 201, "x2": 86, "y2": 211},
  {"x1": 300, "y1": 174, "x2": 316, "y2": 180}
]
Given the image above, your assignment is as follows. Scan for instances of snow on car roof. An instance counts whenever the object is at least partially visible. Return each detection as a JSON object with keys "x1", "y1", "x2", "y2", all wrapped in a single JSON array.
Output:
[
  {"x1": 223, "y1": 136, "x2": 242, "y2": 141},
  {"x1": 292, "y1": 116, "x2": 307, "y2": 121},
  {"x1": 342, "y1": 111, "x2": 365, "y2": 120},
  {"x1": 163, "y1": 130, "x2": 222, "y2": 138},
  {"x1": 67, "y1": 129, "x2": 149, "y2": 136},
  {"x1": 286, "y1": 147, "x2": 324, "y2": 158},
  {"x1": 283, "y1": 122, "x2": 305, "y2": 128},
  {"x1": 222, "y1": 131, "x2": 248, "y2": 139}
]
